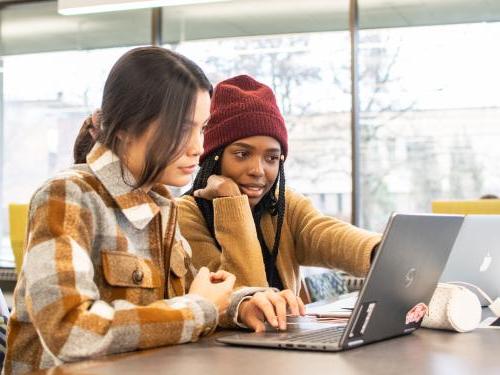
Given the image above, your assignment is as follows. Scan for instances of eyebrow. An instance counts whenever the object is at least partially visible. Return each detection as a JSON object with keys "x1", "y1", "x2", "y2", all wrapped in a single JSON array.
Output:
[{"x1": 230, "y1": 142, "x2": 281, "y2": 153}]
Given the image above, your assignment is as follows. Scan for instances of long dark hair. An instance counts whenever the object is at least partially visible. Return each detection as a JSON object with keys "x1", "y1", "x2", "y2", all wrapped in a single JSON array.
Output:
[
  {"x1": 187, "y1": 147, "x2": 286, "y2": 288},
  {"x1": 73, "y1": 46, "x2": 212, "y2": 188}
]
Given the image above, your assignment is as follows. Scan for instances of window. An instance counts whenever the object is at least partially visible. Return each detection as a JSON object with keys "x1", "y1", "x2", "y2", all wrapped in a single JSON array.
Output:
[
  {"x1": 2, "y1": 2, "x2": 500, "y2": 265},
  {"x1": 359, "y1": 23, "x2": 500, "y2": 231},
  {"x1": 174, "y1": 32, "x2": 352, "y2": 220},
  {"x1": 1, "y1": 47, "x2": 133, "y2": 261}
]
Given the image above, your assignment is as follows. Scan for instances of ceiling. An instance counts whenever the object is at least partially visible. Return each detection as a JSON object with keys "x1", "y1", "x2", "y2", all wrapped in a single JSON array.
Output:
[
  {"x1": 2, "y1": 0, "x2": 500, "y2": 55},
  {"x1": 0, "y1": 0, "x2": 48, "y2": 5}
]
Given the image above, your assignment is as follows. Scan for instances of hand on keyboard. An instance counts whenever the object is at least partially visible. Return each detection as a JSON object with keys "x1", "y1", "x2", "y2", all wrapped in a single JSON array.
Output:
[{"x1": 238, "y1": 289, "x2": 306, "y2": 332}]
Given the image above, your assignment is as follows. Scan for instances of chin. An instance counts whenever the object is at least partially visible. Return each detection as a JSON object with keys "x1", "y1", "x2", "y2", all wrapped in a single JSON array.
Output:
[
  {"x1": 248, "y1": 197, "x2": 262, "y2": 208},
  {"x1": 159, "y1": 175, "x2": 191, "y2": 187},
  {"x1": 248, "y1": 190, "x2": 272, "y2": 208}
]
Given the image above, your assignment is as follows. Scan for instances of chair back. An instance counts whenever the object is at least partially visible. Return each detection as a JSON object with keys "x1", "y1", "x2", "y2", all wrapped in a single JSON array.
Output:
[
  {"x1": 432, "y1": 199, "x2": 500, "y2": 215},
  {"x1": 8, "y1": 204, "x2": 29, "y2": 275}
]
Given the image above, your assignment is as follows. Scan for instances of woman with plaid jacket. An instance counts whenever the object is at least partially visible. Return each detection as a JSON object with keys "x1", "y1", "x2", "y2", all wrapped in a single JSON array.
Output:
[{"x1": 3, "y1": 49, "x2": 303, "y2": 375}]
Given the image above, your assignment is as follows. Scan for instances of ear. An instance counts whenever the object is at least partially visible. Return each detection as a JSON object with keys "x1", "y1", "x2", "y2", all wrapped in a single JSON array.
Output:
[
  {"x1": 116, "y1": 130, "x2": 131, "y2": 144},
  {"x1": 91, "y1": 110, "x2": 102, "y2": 128}
]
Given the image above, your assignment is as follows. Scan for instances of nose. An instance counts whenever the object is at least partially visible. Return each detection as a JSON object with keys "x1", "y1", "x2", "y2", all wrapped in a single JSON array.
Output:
[
  {"x1": 248, "y1": 157, "x2": 265, "y2": 177},
  {"x1": 186, "y1": 128, "x2": 204, "y2": 158}
]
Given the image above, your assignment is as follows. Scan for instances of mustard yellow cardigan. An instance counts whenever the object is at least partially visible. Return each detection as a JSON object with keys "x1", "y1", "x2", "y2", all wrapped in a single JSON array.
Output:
[{"x1": 177, "y1": 188, "x2": 381, "y2": 294}]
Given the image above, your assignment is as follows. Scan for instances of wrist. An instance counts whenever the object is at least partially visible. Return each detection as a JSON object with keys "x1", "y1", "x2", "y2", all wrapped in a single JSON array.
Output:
[
  {"x1": 235, "y1": 297, "x2": 252, "y2": 328},
  {"x1": 220, "y1": 184, "x2": 241, "y2": 197}
]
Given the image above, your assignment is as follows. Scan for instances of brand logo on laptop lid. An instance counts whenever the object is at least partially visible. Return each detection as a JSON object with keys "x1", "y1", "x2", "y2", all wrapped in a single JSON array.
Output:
[
  {"x1": 404, "y1": 268, "x2": 416, "y2": 288},
  {"x1": 480, "y1": 252, "x2": 492, "y2": 272}
]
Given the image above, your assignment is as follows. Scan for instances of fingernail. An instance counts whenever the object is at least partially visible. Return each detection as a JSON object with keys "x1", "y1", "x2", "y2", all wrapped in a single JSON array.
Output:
[{"x1": 272, "y1": 317, "x2": 279, "y2": 327}]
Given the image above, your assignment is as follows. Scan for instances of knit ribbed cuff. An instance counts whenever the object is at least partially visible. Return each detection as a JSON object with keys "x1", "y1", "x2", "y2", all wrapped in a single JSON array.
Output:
[
  {"x1": 360, "y1": 234, "x2": 382, "y2": 275},
  {"x1": 213, "y1": 195, "x2": 252, "y2": 225}
]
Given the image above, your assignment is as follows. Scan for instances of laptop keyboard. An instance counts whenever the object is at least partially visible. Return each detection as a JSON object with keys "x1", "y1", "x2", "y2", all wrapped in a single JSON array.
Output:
[{"x1": 280, "y1": 326, "x2": 345, "y2": 344}]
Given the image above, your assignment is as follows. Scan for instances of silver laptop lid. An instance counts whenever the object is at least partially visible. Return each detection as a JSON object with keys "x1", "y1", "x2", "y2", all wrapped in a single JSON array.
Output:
[{"x1": 440, "y1": 215, "x2": 500, "y2": 300}]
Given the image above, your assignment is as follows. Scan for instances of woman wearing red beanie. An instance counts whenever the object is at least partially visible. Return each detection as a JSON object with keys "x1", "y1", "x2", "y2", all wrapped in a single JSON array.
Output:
[{"x1": 178, "y1": 75, "x2": 381, "y2": 302}]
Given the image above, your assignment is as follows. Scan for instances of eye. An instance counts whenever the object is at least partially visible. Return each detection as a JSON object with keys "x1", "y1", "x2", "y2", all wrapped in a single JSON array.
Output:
[
  {"x1": 265, "y1": 155, "x2": 280, "y2": 163},
  {"x1": 200, "y1": 125, "x2": 208, "y2": 135},
  {"x1": 234, "y1": 151, "x2": 249, "y2": 159}
]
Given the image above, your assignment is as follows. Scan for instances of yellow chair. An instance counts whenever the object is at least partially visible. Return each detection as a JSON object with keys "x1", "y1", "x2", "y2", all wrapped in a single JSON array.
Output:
[
  {"x1": 8, "y1": 204, "x2": 29, "y2": 275},
  {"x1": 432, "y1": 199, "x2": 500, "y2": 215}
]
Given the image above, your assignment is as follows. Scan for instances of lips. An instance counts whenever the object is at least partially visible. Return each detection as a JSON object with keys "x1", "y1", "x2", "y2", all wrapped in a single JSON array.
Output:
[
  {"x1": 178, "y1": 165, "x2": 197, "y2": 175},
  {"x1": 238, "y1": 183, "x2": 266, "y2": 198}
]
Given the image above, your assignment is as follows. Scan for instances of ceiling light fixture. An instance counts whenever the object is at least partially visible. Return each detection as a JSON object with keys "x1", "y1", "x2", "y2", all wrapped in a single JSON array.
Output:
[{"x1": 58, "y1": 0, "x2": 230, "y2": 16}]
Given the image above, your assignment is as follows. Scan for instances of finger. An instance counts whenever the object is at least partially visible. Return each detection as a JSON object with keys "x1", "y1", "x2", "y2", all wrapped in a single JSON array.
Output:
[
  {"x1": 297, "y1": 296, "x2": 306, "y2": 316},
  {"x1": 242, "y1": 309, "x2": 267, "y2": 333},
  {"x1": 219, "y1": 273, "x2": 236, "y2": 288},
  {"x1": 246, "y1": 315, "x2": 267, "y2": 333},
  {"x1": 209, "y1": 271, "x2": 224, "y2": 283},
  {"x1": 196, "y1": 266, "x2": 210, "y2": 279},
  {"x1": 209, "y1": 273, "x2": 233, "y2": 287},
  {"x1": 265, "y1": 292, "x2": 287, "y2": 330},
  {"x1": 280, "y1": 290, "x2": 300, "y2": 316},
  {"x1": 91, "y1": 110, "x2": 101, "y2": 126},
  {"x1": 211, "y1": 270, "x2": 233, "y2": 281},
  {"x1": 253, "y1": 293, "x2": 279, "y2": 328},
  {"x1": 221, "y1": 277, "x2": 235, "y2": 290}
]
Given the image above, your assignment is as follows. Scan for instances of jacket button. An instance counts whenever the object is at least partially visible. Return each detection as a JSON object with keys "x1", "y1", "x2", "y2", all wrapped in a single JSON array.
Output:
[{"x1": 132, "y1": 269, "x2": 144, "y2": 284}]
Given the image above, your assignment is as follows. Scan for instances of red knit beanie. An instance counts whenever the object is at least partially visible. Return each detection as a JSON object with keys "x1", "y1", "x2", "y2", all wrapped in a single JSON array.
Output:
[{"x1": 201, "y1": 75, "x2": 288, "y2": 163}]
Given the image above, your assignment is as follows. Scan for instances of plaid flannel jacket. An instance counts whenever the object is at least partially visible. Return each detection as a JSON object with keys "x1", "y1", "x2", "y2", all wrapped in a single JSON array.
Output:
[{"x1": 3, "y1": 143, "x2": 258, "y2": 374}]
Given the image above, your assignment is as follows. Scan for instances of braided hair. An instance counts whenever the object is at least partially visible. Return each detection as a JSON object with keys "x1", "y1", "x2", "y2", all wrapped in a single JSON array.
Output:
[{"x1": 186, "y1": 147, "x2": 286, "y2": 289}]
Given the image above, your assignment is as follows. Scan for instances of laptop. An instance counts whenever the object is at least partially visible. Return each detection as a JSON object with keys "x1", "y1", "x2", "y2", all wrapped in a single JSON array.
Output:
[
  {"x1": 218, "y1": 213, "x2": 464, "y2": 351},
  {"x1": 440, "y1": 215, "x2": 500, "y2": 303}
]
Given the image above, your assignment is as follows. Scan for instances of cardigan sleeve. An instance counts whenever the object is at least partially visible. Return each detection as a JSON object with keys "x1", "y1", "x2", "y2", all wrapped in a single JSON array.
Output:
[
  {"x1": 286, "y1": 189, "x2": 381, "y2": 276},
  {"x1": 177, "y1": 195, "x2": 269, "y2": 288},
  {"x1": 22, "y1": 178, "x2": 218, "y2": 364}
]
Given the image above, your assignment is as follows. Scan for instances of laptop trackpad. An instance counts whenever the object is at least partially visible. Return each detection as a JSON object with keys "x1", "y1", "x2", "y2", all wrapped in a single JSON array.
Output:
[
  {"x1": 218, "y1": 318, "x2": 345, "y2": 345},
  {"x1": 263, "y1": 316, "x2": 345, "y2": 333}
]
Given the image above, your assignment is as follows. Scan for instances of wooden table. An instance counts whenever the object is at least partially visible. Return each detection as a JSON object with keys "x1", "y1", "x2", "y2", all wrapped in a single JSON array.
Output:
[{"x1": 34, "y1": 322, "x2": 500, "y2": 375}]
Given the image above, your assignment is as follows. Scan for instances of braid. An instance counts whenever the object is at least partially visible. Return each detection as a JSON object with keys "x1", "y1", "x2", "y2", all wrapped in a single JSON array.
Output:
[
  {"x1": 274, "y1": 158, "x2": 286, "y2": 255},
  {"x1": 185, "y1": 148, "x2": 223, "y2": 247},
  {"x1": 253, "y1": 157, "x2": 286, "y2": 288}
]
